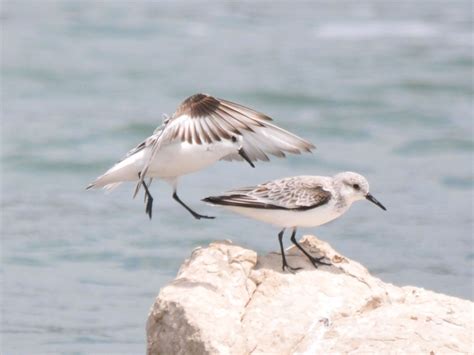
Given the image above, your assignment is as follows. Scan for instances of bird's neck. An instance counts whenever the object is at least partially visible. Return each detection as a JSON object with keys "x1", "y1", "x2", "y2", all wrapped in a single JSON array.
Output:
[{"x1": 333, "y1": 181, "x2": 356, "y2": 212}]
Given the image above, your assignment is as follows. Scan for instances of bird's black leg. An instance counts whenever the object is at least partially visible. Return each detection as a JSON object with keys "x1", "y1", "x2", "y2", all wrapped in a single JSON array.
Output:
[
  {"x1": 138, "y1": 172, "x2": 154, "y2": 219},
  {"x1": 172, "y1": 191, "x2": 215, "y2": 220},
  {"x1": 290, "y1": 229, "x2": 331, "y2": 268},
  {"x1": 278, "y1": 229, "x2": 301, "y2": 273}
]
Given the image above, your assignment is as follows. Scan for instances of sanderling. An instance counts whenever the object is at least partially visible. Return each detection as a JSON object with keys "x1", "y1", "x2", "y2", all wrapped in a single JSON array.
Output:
[
  {"x1": 202, "y1": 172, "x2": 386, "y2": 271},
  {"x1": 87, "y1": 93, "x2": 315, "y2": 220}
]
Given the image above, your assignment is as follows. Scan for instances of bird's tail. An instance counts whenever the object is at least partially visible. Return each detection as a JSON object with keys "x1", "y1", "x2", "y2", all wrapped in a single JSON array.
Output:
[
  {"x1": 86, "y1": 156, "x2": 139, "y2": 191},
  {"x1": 86, "y1": 176, "x2": 123, "y2": 192}
]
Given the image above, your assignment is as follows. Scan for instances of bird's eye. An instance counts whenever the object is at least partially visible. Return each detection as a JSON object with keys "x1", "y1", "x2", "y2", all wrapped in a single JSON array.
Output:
[
  {"x1": 353, "y1": 184, "x2": 360, "y2": 190},
  {"x1": 231, "y1": 136, "x2": 237, "y2": 143}
]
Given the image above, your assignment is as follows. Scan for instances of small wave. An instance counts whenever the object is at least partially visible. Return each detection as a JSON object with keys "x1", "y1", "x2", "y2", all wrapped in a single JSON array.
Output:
[
  {"x1": 242, "y1": 91, "x2": 324, "y2": 106},
  {"x1": 441, "y1": 176, "x2": 473, "y2": 190},
  {"x1": 316, "y1": 126, "x2": 371, "y2": 141},
  {"x1": 315, "y1": 21, "x2": 438, "y2": 39},
  {"x1": 4, "y1": 256, "x2": 48, "y2": 267},
  {"x1": 394, "y1": 138, "x2": 473, "y2": 155},
  {"x1": 3, "y1": 153, "x2": 112, "y2": 173},
  {"x1": 243, "y1": 90, "x2": 381, "y2": 109},
  {"x1": 121, "y1": 255, "x2": 174, "y2": 271},
  {"x1": 112, "y1": 122, "x2": 156, "y2": 136}
]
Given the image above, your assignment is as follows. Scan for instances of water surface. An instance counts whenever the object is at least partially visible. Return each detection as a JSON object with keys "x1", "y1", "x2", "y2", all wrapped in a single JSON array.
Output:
[{"x1": 2, "y1": 1, "x2": 473, "y2": 353}]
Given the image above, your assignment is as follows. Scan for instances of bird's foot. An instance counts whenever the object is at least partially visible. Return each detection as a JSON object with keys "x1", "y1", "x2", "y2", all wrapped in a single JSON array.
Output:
[
  {"x1": 309, "y1": 255, "x2": 331, "y2": 268},
  {"x1": 192, "y1": 212, "x2": 215, "y2": 220},
  {"x1": 145, "y1": 196, "x2": 153, "y2": 220},
  {"x1": 282, "y1": 262, "x2": 302, "y2": 273}
]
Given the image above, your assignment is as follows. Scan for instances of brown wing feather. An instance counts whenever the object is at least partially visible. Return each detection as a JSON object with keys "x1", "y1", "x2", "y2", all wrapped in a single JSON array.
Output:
[
  {"x1": 171, "y1": 93, "x2": 295, "y2": 145},
  {"x1": 203, "y1": 177, "x2": 332, "y2": 211},
  {"x1": 175, "y1": 93, "x2": 219, "y2": 117}
]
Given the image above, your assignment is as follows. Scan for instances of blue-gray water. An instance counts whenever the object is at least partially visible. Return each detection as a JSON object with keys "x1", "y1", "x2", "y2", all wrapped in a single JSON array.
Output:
[{"x1": 2, "y1": 1, "x2": 473, "y2": 353}]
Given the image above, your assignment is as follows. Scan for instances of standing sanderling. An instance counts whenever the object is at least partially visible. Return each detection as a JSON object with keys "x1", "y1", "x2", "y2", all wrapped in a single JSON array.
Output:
[
  {"x1": 202, "y1": 172, "x2": 386, "y2": 271},
  {"x1": 87, "y1": 93, "x2": 315, "y2": 220}
]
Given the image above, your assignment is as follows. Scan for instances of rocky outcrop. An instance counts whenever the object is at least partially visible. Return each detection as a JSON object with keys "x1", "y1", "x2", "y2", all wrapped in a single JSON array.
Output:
[{"x1": 146, "y1": 236, "x2": 473, "y2": 354}]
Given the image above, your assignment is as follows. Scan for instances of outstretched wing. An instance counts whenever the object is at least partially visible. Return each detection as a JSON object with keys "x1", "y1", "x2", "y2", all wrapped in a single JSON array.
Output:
[
  {"x1": 203, "y1": 177, "x2": 332, "y2": 211},
  {"x1": 137, "y1": 93, "x2": 315, "y2": 189},
  {"x1": 177, "y1": 94, "x2": 315, "y2": 161}
]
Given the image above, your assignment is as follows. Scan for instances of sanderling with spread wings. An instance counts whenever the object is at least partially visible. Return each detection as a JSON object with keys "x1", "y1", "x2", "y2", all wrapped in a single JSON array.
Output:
[
  {"x1": 87, "y1": 93, "x2": 315, "y2": 220},
  {"x1": 203, "y1": 172, "x2": 386, "y2": 271}
]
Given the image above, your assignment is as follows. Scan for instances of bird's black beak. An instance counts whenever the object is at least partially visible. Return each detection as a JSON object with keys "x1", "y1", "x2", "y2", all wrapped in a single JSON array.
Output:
[
  {"x1": 238, "y1": 147, "x2": 255, "y2": 168},
  {"x1": 366, "y1": 193, "x2": 386, "y2": 211}
]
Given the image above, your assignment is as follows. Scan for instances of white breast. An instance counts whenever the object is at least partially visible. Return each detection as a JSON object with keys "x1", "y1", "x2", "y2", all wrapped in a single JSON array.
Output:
[
  {"x1": 222, "y1": 199, "x2": 347, "y2": 228},
  {"x1": 146, "y1": 140, "x2": 236, "y2": 178}
]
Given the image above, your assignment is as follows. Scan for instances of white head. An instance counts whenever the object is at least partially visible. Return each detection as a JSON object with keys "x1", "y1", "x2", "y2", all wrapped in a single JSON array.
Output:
[
  {"x1": 214, "y1": 134, "x2": 255, "y2": 168},
  {"x1": 334, "y1": 172, "x2": 386, "y2": 210},
  {"x1": 230, "y1": 134, "x2": 255, "y2": 168}
]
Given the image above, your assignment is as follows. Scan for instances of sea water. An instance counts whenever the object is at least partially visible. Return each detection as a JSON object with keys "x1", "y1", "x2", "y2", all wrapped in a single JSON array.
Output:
[{"x1": 2, "y1": 1, "x2": 472, "y2": 353}]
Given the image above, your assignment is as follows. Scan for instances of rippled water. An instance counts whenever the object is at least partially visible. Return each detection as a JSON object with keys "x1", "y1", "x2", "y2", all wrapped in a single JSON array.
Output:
[{"x1": 2, "y1": 1, "x2": 473, "y2": 353}]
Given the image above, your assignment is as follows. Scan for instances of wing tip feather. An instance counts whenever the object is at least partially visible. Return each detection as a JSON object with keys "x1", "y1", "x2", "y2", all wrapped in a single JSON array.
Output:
[{"x1": 202, "y1": 196, "x2": 222, "y2": 205}]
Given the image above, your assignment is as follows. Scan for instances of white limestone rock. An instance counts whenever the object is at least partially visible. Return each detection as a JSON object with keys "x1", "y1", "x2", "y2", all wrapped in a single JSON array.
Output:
[{"x1": 146, "y1": 236, "x2": 473, "y2": 355}]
